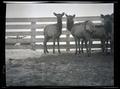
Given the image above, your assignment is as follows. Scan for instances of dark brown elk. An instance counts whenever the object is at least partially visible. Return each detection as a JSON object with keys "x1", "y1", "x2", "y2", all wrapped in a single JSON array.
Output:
[
  {"x1": 89, "y1": 25, "x2": 106, "y2": 53},
  {"x1": 44, "y1": 12, "x2": 64, "y2": 54},
  {"x1": 101, "y1": 14, "x2": 113, "y2": 54},
  {"x1": 66, "y1": 14, "x2": 95, "y2": 56}
]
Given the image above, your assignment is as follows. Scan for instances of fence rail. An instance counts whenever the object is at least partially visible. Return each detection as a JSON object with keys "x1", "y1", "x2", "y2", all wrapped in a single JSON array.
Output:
[{"x1": 6, "y1": 16, "x2": 107, "y2": 51}]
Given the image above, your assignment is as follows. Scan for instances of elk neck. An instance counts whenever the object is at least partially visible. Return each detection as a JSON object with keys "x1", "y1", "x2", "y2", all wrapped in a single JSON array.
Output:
[
  {"x1": 67, "y1": 19, "x2": 74, "y2": 31},
  {"x1": 56, "y1": 18, "x2": 62, "y2": 32}
]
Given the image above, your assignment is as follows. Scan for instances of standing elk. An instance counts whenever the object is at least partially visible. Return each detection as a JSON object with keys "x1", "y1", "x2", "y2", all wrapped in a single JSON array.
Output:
[
  {"x1": 44, "y1": 12, "x2": 64, "y2": 54},
  {"x1": 101, "y1": 14, "x2": 113, "y2": 54},
  {"x1": 66, "y1": 14, "x2": 95, "y2": 56},
  {"x1": 89, "y1": 25, "x2": 107, "y2": 53}
]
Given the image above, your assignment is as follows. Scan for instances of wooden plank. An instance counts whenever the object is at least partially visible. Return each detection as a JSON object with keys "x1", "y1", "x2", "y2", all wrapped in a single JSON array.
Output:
[
  {"x1": 5, "y1": 36, "x2": 104, "y2": 44},
  {"x1": 6, "y1": 24, "x2": 66, "y2": 29},
  {"x1": 6, "y1": 32, "x2": 31, "y2": 36},
  {"x1": 36, "y1": 44, "x2": 101, "y2": 49},
  {"x1": 35, "y1": 38, "x2": 67, "y2": 42},
  {"x1": 5, "y1": 45, "x2": 32, "y2": 49},
  {"x1": 35, "y1": 23, "x2": 102, "y2": 29},
  {"x1": 5, "y1": 38, "x2": 67, "y2": 43},
  {"x1": 5, "y1": 38, "x2": 31, "y2": 43},
  {"x1": 6, "y1": 17, "x2": 58, "y2": 22},
  {"x1": 6, "y1": 16, "x2": 103, "y2": 22},
  {"x1": 35, "y1": 31, "x2": 70, "y2": 35},
  {"x1": 35, "y1": 31, "x2": 44, "y2": 35},
  {"x1": 6, "y1": 23, "x2": 102, "y2": 29},
  {"x1": 35, "y1": 37, "x2": 101, "y2": 42},
  {"x1": 38, "y1": 44, "x2": 110, "y2": 49},
  {"x1": 5, "y1": 44, "x2": 110, "y2": 49},
  {"x1": 35, "y1": 44, "x2": 110, "y2": 49},
  {"x1": 6, "y1": 25, "x2": 32, "y2": 29}
]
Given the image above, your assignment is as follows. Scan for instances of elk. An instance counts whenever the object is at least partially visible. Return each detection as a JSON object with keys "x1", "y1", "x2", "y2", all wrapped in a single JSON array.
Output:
[
  {"x1": 80, "y1": 25, "x2": 108, "y2": 54},
  {"x1": 66, "y1": 14, "x2": 95, "y2": 56},
  {"x1": 44, "y1": 12, "x2": 64, "y2": 54},
  {"x1": 101, "y1": 14, "x2": 113, "y2": 54},
  {"x1": 88, "y1": 25, "x2": 107, "y2": 53}
]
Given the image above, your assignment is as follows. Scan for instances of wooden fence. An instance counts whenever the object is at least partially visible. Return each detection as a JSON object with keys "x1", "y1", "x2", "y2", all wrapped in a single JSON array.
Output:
[{"x1": 5, "y1": 16, "x2": 108, "y2": 51}]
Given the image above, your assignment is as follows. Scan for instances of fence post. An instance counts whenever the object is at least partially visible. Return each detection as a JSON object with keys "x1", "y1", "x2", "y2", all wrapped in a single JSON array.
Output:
[
  {"x1": 31, "y1": 21, "x2": 36, "y2": 50},
  {"x1": 66, "y1": 31, "x2": 70, "y2": 52}
]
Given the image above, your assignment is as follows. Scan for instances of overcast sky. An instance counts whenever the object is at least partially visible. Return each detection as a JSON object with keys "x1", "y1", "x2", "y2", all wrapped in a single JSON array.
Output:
[{"x1": 6, "y1": 3, "x2": 113, "y2": 18}]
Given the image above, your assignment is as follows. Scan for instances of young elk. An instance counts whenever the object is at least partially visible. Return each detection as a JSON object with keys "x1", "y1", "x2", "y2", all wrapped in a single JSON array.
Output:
[
  {"x1": 101, "y1": 14, "x2": 113, "y2": 54},
  {"x1": 44, "y1": 12, "x2": 64, "y2": 54},
  {"x1": 66, "y1": 14, "x2": 95, "y2": 56}
]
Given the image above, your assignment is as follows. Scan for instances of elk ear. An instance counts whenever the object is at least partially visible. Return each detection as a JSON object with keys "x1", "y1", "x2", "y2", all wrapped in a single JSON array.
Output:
[
  {"x1": 65, "y1": 14, "x2": 68, "y2": 17},
  {"x1": 62, "y1": 12, "x2": 64, "y2": 16},
  {"x1": 53, "y1": 12, "x2": 57, "y2": 16},
  {"x1": 73, "y1": 14, "x2": 75, "y2": 18},
  {"x1": 101, "y1": 14, "x2": 104, "y2": 18}
]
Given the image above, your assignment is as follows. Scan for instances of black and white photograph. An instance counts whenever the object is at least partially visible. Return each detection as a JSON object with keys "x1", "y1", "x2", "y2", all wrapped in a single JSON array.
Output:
[{"x1": 4, "y1": 1, "x2": 115, "y2": 87}]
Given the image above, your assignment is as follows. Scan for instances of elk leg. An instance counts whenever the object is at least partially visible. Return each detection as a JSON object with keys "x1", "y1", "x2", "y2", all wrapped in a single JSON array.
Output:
[
  {"x1": 88, "y1": 39, "x2": 92, "y2": 57},
  {"x1": 78, "y1": 38, "x2": 81, "y2": 54},
  {"x1": 46, "y1": 38, "x2": 50, "y2": 53},
  {"x1": 75, "y1": 37, "x2": 78, "y2": 55},
  {"x1": 110, "y1": 39, "x2": 112, "y2": 54},
  {"x1": 53, "y1": 38, "x2": 55, "y2": 54},
  {"x1": 85, "y1": 40, "x2": 88, "y2": 56},
  {"x1": 101, "y1": 40, "x2": 104, "y2": 53},
  {"x1": 101, "y1": 39, "x2": 105, "y2": 54},
  {"x1": 57, "y1": 38, "x2": 61, "y2": 54},
  {"x1": 81, "y1": 39, "x2": 84, "y2": 53},
  {"x1": 44, "y1": 37, "x2": 49, "y2": 53},
  {"x1": 44, "y1": 37, "x2": 47, "y2": 54},
  {"x1": 105, "y1": 39, "x2": 109, "y2": 55}
]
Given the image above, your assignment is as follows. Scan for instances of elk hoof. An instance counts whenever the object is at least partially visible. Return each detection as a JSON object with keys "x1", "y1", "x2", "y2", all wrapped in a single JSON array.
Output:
[
  {"x1": 53, "y1": 51, "x2": 55, "y2": 54},
  {"x1": 87, "y1": 53, "x2": 91, "y2": 57},
  {"x1": 44, "y1": 51, "x2": 46, "y2": 54},
  {"x1": 81, "y1": 51, "x2": 84, "y2": 53},
  {"x1": 58, "y1": 51, "x2": 61, "y2": 54},
  {"x1": 75, "y1": 52, "x2": 77, "y2": 55}
]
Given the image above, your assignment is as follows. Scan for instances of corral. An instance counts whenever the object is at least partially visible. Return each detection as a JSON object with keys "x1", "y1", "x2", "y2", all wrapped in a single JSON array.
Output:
[
  {"x1": 6, "y1": 16, "x2": 110, "y2": 51},
  {"x1": 5, "y1": 16, "x2": 113, "y2": 86}
]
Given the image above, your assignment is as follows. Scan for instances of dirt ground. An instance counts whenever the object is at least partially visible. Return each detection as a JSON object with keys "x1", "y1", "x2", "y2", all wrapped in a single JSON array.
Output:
[{"x1": 6, "y1": 49, "x2": 114, "y2": 86}]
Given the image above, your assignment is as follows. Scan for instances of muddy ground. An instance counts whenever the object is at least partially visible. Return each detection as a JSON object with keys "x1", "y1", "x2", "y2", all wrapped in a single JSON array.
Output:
[{"x1": 6, "y1": 50, "x2": 114, "y2": 86}]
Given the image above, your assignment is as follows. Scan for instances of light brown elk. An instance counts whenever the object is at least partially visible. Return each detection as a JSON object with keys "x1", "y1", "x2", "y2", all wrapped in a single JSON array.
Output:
[
  {"x1": 44, "y1": 12, "x2": 64, "y2": 54},
  {"x1": 66, "y1": 14, "x2": 95, "y2": 56}
]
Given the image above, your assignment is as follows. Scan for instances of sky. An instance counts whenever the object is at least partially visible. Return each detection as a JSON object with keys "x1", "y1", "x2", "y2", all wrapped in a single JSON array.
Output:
[{"x1": 6, "y1": 3, "x2": 113, "y2": 18}]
